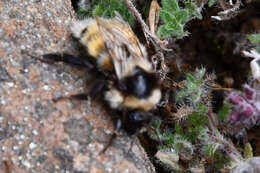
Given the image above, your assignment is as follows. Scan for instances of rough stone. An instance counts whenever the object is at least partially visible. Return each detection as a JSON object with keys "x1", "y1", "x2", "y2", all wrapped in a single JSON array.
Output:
[{"x1": 0, "y1": 0, "x2": 155, "y2": 172}]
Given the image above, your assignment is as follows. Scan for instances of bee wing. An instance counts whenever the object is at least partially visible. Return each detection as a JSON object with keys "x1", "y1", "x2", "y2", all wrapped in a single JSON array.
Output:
[{"x1": 96, "y1": 14, "x2": 146, "y2": 79}]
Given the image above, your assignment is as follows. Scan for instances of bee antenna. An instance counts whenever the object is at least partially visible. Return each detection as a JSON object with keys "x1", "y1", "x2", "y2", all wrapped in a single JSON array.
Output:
[
  {"x1": 99, "y1": 133, "x2": 117, "y2": 155},
  {"x1": 99, "y1": 119, "x2": 122, "y2": 154}
]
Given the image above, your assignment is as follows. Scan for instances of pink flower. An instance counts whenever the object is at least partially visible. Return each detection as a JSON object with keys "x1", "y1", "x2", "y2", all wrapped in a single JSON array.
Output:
[{"x1": 225, "y1": 84, "x2": 260, "y2": 129}]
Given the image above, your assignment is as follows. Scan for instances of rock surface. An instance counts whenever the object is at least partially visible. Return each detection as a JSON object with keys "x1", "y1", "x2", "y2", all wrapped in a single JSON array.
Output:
[
  {"x1": 0, "y1": 0, "x2": 155, "y2": 172},
  {"x1": 231, "y1": 157, "x2": 260, "y2": 173}
]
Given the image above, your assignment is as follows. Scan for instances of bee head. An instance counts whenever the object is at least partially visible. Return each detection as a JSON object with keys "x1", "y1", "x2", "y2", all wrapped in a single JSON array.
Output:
[
  {"x1": 123, "y1": 110, "x2": 152, "y2": 135},
  {"x1": 118, "y1": 66, "x2": 159, "y2": 99}
]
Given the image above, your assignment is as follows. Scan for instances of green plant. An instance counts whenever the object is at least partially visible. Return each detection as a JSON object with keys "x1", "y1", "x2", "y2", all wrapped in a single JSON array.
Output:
[
  {"x1": 77, "y1": 0, "x2": 135, "y2": 26},
  {"x1": 157, "y1": 0, "x2": 203, "y2": 39},
  {"x1": 187, "y1": 111, "x2": 209, "y2": 142},
  {"x1": 150, "y1": 68, "x2": 239, "y2": 171},
  {"x1": 247, "y1": 33, "x2": 260, "y2": 44},
  {"x1": 176, "y1": 68, "x2": 206, "y2": 106},
  {"x1": 247, "y1": 33, "x2": 260, "y2": 53},
  {"x1": 217, "y1": 102, "x2": 231, "y2": 123},
  {"x1": 244, "y1": 142, "x2": 253, "y2": 160},
  {"x1": 208, "y1": 0, "x2": 217, "y2": 7}
]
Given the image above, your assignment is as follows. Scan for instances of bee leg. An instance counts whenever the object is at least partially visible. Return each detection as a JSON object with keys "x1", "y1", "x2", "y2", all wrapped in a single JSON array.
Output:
[
  {"x1": 42, "y1": 53, "x2": 93, "y2": 69},
  {"x1": 123, "y1": 111, "x2": 152, "y2": 154},
  {"x1": 88, "y1": 78, "x2": 106, "y2": 100},
  {"x1": 53, "y1": 76, "x2": 106, "y2": 102},
  {"x1": 53, "y1": 93, "x2": 89, "y2": 102},
  {"x1": 21, "y1": 51, "x2": 93, "y2": 69},
  {"x1": 99, "y1": 118, "x2": 122, "y2": 154}
]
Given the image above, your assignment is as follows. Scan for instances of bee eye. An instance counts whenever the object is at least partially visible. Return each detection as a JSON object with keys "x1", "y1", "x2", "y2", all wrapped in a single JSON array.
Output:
[
  {"x1": 118, "y1": 67, "x2": 156, "y2": 98},
  {"x1": 128, "y1": 111, "x2": 152, "y2": 122},
  {"x1": 129, "y1": 111, "x2": 145, "y2": 122},
  {"x1": 118, "y1": 73, "x2": 149, "y2": 98},
  {"x1": 131, "y1": 74, "x2": 147, "y2": 96}
]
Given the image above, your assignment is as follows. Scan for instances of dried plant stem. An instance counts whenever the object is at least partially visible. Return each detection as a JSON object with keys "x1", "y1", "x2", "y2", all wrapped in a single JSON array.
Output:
[
  {"x1": 124, "y1": 0, "x2": 169, "y2": 51},
  {"x1": 149, "y1": 0, "x2": 160, "y2": 35},
  {"x1": 212, "y1": 0, "x2": 241, "y2": 20},
  {"x1": 219, "y1": 0, "x2": 240, "y2": 15},
  {"x1": 218, "y1": 0, "x2": 229, "y2": 10},
  {"x1": 211, "y1": 135, "x2": 242, "y2": 164},
  {"x1": 212, "y1": 87, "x2": 233, "y2": 91},
  {"x1": 208, "y1": 111, "x2": 217, "y2": 134},
  {"x1": 124, "y1": 0, "x2": 169, "y2": 79}
]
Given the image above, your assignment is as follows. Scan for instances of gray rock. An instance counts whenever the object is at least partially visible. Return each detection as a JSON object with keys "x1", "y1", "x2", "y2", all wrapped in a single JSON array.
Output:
[{"x1": 0, "y1": 0, "x2": 155, "y2": 172}]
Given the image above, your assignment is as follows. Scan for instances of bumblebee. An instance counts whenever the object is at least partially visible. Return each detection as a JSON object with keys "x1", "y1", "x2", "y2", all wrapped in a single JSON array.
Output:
[{"x1": 42, "y1": 14, "x2": 161, "y2": 151}]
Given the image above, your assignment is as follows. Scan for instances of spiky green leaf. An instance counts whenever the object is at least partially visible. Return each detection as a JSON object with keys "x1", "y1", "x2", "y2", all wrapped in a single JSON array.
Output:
[
  {"x1": 157, "y1": 25, "x2": 174, "y2": 39},
  {"x1": 208, "y1": 0, "x2": 216, "y2": 7},
  {"x1": 175, "y1": 9, "x2": 189, "y2": 25},
  {"x1": 160, "y1": 10, "x2": 177, "y2": 24},
  {"x1": 247, "y1": 33, "x2": 260, "y2": 44},
  {"x1": 162, "y1": 0, "x2": 179, "y2": 12},
  {"x1": 185, "y1": 1, "x2": 202, "y2": 19}
]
